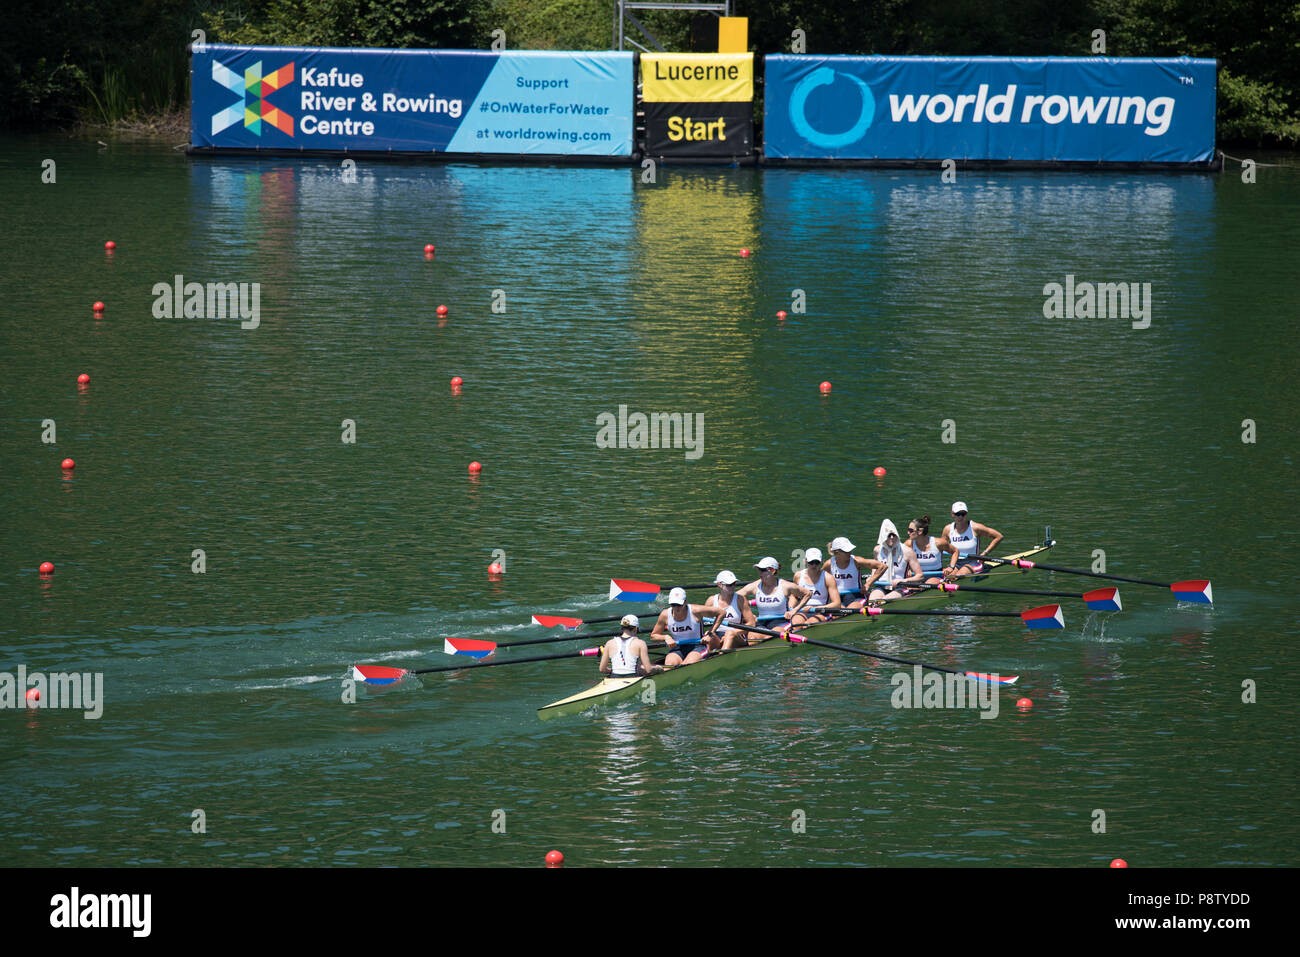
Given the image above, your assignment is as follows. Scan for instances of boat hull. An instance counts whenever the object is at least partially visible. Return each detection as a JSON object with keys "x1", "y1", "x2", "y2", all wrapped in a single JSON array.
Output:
[{"x1": 537, "y1": 634, "x2": 797, "y2": 719}]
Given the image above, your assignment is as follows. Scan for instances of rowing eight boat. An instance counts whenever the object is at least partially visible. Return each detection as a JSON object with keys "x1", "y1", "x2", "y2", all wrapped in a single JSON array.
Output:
[{"x1": 537, "y1": 537, "x2": 1055, "y2": 719}]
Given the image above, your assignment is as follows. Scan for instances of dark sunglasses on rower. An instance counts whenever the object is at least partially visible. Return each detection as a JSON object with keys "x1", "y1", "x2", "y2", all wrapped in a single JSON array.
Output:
[{"x1": 954, "y1": 511, "x2": 967, "y2": 517}]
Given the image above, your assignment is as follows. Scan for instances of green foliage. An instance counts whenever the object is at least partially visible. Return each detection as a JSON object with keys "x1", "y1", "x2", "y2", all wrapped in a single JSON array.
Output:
[{"x1": 2, "y1": 0, "x2": 1297, "y2": 146}]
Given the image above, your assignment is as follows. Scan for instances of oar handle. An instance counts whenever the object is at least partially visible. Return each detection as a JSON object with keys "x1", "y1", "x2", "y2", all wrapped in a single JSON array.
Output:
[{"x1": 412, "y1": 647, "x2": 599, "y2": 675}]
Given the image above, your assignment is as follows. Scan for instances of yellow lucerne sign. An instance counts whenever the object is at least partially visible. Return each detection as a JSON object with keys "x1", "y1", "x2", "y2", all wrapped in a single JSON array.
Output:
[{"x1": 641, "y1": 53, "x2": 753, "y2": 103}]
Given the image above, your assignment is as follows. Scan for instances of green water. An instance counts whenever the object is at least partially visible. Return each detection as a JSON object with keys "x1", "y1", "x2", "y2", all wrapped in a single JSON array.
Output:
[{"x1": 1, "y1": 136, "x2": 1297, "y2": 866}]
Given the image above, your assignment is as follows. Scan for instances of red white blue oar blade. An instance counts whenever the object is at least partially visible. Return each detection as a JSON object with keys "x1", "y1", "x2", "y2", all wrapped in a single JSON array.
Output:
[
  {"x1": 610, "y1": 579, "x2": 661, "y2": 602},
  {"x1": 444, "y1": 638, "x2": 496, "y2": 658},
  {"x1": 965, "y1": 672, "x2": 1019, "y2": 686},
  {"x1": 1083, "y1": 587, "x2": 1122, "y2": 612},
  {"x1": 1170, "y1": 580, "x2": 1213, "y2": 604},
  {"x1": 1021, "y1": 604, "x2": 1065, "y2": 630},
  {"x1": 351, "y1": 665, "x2": 409, "y2": 686},
  {"x1": 531, "y1": 614, "x2": 583, "y2": 629}
]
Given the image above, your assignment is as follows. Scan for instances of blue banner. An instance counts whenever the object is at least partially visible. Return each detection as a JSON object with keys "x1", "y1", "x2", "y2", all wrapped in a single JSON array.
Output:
[
  {"x1": 764, "y1": 56, "x2": 1216, "y2": 163},
  {"x1": 191, "y1": 45, "x2": 634, "y2": 156}
]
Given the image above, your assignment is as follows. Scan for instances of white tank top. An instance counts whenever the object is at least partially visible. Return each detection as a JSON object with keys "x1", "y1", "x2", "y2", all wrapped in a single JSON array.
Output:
[
  {"x1": 611, "y1": 636, "x2": 639, "y2": 677},
  {"x1": 830, "y1": 556, "x2": 862, "y2": 595},
  {"x1": 875, "y1": 545, "x2": 909, "y2": 585},
  {"x1": 950, "y1": 522, "x2": 978, "y2": 558},
  {"x1": 754, "y1": 581, "x2": 787, "y2": 619},
  {"x1": 667, "y1": 606, "x2": 702, "y2": 643},
  {"x1": 801, "y1": 569, "x2": 830, "y2": 607},
  {"x1": 913, "y1": 537, "x2": 943, "y2": 574},
  {"x1": 717, "y1": 592, "x2": 744, "y2": 626}
]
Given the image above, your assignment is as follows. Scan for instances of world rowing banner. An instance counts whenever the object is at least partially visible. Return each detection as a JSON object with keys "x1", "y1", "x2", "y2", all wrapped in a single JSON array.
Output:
[
  {"x1": 190, "y1": 45, "x2": 634, "y2": 156},
  {"x1": 763, "y1": 56, "x2": 1217, "y2": 163},
  {"x1": 640, "y1": 53, "x2": 754, "y2": 159}
]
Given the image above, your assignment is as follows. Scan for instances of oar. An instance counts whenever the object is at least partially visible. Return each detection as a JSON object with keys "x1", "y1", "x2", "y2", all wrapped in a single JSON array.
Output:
[
  {"x1": 906, "y1": 581, "x2": 1122, "y2": 611},
  {"x1": 731, "y1": 622, "x2": 1017, "y2": 686},
  {"x1": 829, "y1": 602, "x2": 1066, "y2": 630},
  {"x1": 972, "y1": 553, "x2": 1212, "y2": 604},
  {"x1": 351, "y1": 646, "x2": 601, "y2": 686},
  {"x1": 443, "y1": 628, "x2": 630, "y2": 657},
  {"x1": 609, "y1": 578, "x2": 713, "y2": 601},
  {"x1": 532, "y1": 613, "x2": 629, "y2": 629}
]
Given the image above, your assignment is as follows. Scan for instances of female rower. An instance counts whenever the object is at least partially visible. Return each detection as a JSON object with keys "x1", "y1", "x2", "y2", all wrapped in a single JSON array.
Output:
[
  {"x1": 651, "y1": 587, "x2": 712, "y2": 668},
  {"x1": 739, "y1": 557, "x2": 808, "y2": 632},
  {"x1": 867, "y1": 520, "x2": 924, "y2": 601},
  {"x1": 788, "y1": 547, "x2": 842, "y2": 625},
  {"x1": 600, "y1": 615, "x2": 665, "y2": 678},
  {"x1": 906, "y1": 515, "x2": 950, "y2": 584},
  {"x1": 702, "y1": 570, "x2": 757, "y2": 652},
  {"x1": 942, "y1": 501, "x2": 1003, "y2": 577},
  {"x1": 824, "y1": 535, "x2": 885, "y2": 609}
]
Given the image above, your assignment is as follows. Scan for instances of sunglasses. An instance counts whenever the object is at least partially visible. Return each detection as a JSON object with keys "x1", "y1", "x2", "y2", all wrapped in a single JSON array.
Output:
[{"x1": 953, "y1": 511, "x2": 967, "y2": 517}]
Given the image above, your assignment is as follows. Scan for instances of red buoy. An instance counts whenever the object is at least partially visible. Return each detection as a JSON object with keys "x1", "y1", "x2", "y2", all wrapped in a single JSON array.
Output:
[
  {"x1": 92, "y1": 301, "x2": 105, "y2": 313},
  {"x1": 77, "y1": 373, "x2": 90, "y2": 385},
  {"x1": 39, "y1": 561, "x2": 54, "y2": 576},
  {"x1": 1110, "y1": 858, "x2": 1128, "y2": 868},
  {"x1": 545, "y1": 849, "x2": 564, "y2": 866},
  {"x1": 104, "y1": 240, "x2": 116, "y2": 250},
  {"x1": 61, "y1": 458, "x2": 75, "y2": 471},
  {"x1": 488, "y1": 562, "x2": 503, "y2": 576},
  {"x1": 739, "y1": 248, "x2": 751, "y2": 257},
  {"x1": 1016, "y1": 697, "x2": 1033, "y2": 710},
  {"x1": 26, "y1": 688, "x2": 40, "y2": 705},
  {"x1": 436, "y1": 305, "x2": 448, "y2": 316},
  {"x1": 424, "y1": 244, "x2": 435, "y2": 255},
  {"x1": 873, "y1": 466, "x2": 886, "y2": 477},
  {"x1": 776, "y1": 310, "x2": 787, "y2": 319},
  {"x1": 468, "y1": 461, "x2": 482, "y2": 474},
  {"x1": 450, "y1": 376, "x2": 463, "y2": 387},
  {"x1": 819, "y1": 381, "x2": 832, "y2": 394}
]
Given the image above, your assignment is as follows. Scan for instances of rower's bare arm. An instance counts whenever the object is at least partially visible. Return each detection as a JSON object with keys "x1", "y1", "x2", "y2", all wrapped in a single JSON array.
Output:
[
  {"x1": 599, "y1": 646, "x2": 612, "y2": 674},
  {"x1": 824, "y1": 576, "x2": 842, "y2": 610},
  {"x1": 650, "y1": 611, "x2": 670, "y2": 639},
  {"x1": 976, "y1": 523, "x2": 1003, "y2": 554}
]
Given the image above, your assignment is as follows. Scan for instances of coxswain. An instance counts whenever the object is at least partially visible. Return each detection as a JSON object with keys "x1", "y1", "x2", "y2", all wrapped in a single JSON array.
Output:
[
  {"x1": 600, "y1": 614, "x2": 664, "y2": 678},
  {"x1": 942, "y1": 501, "x2": 1004, "y2": 577}
]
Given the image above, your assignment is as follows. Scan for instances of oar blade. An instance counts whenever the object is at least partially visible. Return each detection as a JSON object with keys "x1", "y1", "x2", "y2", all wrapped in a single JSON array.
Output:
[
  {"x1": 444, "y1": 638, "x2": 496, "y2": 658},
  {"x1": 351, "y1": 665, "x2": 409, "y2": 686},
  {"x1": 1083, "y1": 587, "x2": 1122, "y2": 611},
  {"x1": 531, "y1": 614, "x2": 583, "y2": 629},
  {"x1": 1170, "y1": 580, "x2": 1213, "y2": 604},
  {"x1": 965, "y1": 672, "x2": 1019, "y2": 686},
  {"x1": 610, "y1": 578, "x2": 660, "y2": 602},
  {"x1": 1021, "y1": 604, "x2": 1065, "y2": 630}
]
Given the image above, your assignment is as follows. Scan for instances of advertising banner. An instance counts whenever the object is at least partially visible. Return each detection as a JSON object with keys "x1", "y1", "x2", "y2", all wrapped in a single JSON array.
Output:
[
  {"x1": 191, "y1": 45, "x2": 634, "y2": 156},
  {"x1": 763, "y1": 56, "x2": 1216, "y2": 163}
]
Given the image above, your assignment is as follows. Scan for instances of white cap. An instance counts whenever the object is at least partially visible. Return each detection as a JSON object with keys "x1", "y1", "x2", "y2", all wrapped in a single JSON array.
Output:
[
  {"x1": 805, "y1": 547, "x2": 824, "y2": 563},
  {"x1": 668, "y1": 587, "x2": 688, "y2": 605},
  {"x1": 754, "y1": 556, "x2": 779, "y2": 570},
  {"x1": 714, "y1": 569, "x2": 738, "y2": 585},
  {"x1": 830, "y1": 536, "x2": 856, "y2": 552},
  {"x1": 621, "y1": 614, "x2": 639, "y2": 628},
  {"x1": 952, "y1": 501, "x2": 969, "y2": 514}
]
